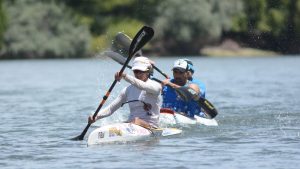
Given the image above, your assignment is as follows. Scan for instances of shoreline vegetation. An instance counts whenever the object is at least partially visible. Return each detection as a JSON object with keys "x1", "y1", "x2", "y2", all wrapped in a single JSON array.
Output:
[{"x1": 1, "y1": 0, "x2": 299, "y2": 59}]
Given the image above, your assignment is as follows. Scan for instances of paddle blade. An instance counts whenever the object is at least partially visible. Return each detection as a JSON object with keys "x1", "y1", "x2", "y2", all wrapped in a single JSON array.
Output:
[
  {"x1": 70, "y1": 135, "x2": 83, "y2": 141},
  {"x1": 129, "y1": 26, "x2": 154, "y2": 57},
  {"x1": 115, "y1": 32, "x2": 131, "y2": 50},
  {"x1": 111, "y1": 33, "x2": 130, "y2": 56},
  {"x1": 70, "y1": 123, "x2": 91, "y2": 141},
  {"x1": 104, "y1": 51, "x2": 127, "y2": 65},
  {"x1": 161, "y1": 128, "x2": 182, "y2": 137},
  {"x1": 198, "y1": 97, "x2": 218, "y2": 119},
  {"x1": 114, "y1": 32, "x2": 143, "y2": 56}
]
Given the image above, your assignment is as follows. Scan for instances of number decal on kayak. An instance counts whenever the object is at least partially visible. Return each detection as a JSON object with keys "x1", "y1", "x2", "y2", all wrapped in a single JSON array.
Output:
[{"x1": 98, "y1": 132, "x2": 105, "y2": 139}]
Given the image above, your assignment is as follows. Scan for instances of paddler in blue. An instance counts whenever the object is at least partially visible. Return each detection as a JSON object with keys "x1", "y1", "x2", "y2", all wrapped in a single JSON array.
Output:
[{"x1": 161, "y1": 59, "x2": 205, "y2": 118}]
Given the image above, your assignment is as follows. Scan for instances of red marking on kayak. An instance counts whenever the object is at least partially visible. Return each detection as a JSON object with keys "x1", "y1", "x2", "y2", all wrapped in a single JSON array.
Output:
[{"x1": 160, "y1": 108, "x2": 175, "y2": 115}]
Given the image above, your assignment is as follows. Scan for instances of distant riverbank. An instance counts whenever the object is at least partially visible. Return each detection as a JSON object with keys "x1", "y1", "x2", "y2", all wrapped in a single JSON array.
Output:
[
  {"x1": 201, "y1": 39, "x2": 278, "y2": 57},
  {"x1": 201, "y1": 47, "x2": 278, "y2": 57}
]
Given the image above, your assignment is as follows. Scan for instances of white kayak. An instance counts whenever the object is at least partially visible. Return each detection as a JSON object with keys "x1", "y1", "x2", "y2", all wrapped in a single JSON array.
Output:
[
  {"x1": 87, "y1": 123, "x2": 182, "y2": 145},
  {"x1": 159, "y1": 110, "x2": 218, "y2": 127}
]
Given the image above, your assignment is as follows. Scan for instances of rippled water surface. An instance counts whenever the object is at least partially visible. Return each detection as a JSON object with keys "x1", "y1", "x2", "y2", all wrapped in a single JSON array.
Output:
[{"x1": 1, "y1": 56, "x2": 300, "y2": 169}]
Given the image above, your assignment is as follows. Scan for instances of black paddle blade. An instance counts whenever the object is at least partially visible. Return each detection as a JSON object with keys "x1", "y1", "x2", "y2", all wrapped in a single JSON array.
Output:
[
  {"x1": 70, "y1": 123, "x2": 91, "y2": 141},
  {"x1": 198, "y1": 97, "x2": 218, "y2": 119},
  {"x1": 129, "y1": 26, "x2": 154, "y2": 57},
  {"x1": 70, "y1": 135, "x2": 82, "y2": 141}
]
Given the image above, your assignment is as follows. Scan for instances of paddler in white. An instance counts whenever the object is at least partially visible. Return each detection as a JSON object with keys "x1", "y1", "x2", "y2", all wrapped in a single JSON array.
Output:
[{"x1": 88, "y1": 56, "x2": 162, "y2": 129}]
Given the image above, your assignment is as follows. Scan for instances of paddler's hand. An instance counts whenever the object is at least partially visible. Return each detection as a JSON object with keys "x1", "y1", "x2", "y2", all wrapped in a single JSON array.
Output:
[
  {"x1": 115, "y1": 72, "x2": 126, "y2": 81},
  {"x1": 162, "y1": 79, "x2": 180, "y2": 88},
  {"x1": 161, "y1": 79, "x2": 170, "y2": 86},
  {"x1": 88, "y1": 115, "x2": 96, "y2": 124},
  {"x1": 149, "y1": 60, "x2": 155, "y2": 65},
  {"x1": 188, "y1": 83, "x2": 200, "y2": 100}
]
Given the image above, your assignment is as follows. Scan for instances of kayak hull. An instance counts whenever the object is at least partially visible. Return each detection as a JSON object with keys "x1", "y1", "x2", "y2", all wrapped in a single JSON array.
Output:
[
  {"x1": 88, "y1": 123, "x2": 181, "y2": 145},
  {"x1": 159, "y1": 112, "x2": 218, "y2": 127},
  {"x1": 88, "y1": 123, "x2": 151, "y2": 145}
]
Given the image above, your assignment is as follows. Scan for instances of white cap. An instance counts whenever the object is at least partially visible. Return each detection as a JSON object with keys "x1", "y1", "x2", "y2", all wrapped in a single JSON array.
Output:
[
  {"x1": 132, "y1": 56, "x2": 151, "y2": 71},
  {"x1": 172, "y1": 59, "x2": 188, "y2": 72}
]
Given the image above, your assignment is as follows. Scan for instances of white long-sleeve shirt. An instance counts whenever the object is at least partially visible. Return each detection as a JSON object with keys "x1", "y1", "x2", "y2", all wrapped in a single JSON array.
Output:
[{"x1": 96, "y1": 74, "x2": 162, "y2": 128}]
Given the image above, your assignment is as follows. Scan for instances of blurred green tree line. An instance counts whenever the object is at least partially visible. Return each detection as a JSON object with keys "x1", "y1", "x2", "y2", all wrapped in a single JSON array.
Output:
[{"x1": 0, "y1": 0, "x2": 299, "y2": 59}]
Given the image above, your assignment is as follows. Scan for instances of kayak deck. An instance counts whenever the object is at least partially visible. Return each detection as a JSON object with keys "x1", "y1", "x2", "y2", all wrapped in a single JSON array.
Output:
[{"x1": 87, "y1": 123, "x2": 182, "y2": 145}]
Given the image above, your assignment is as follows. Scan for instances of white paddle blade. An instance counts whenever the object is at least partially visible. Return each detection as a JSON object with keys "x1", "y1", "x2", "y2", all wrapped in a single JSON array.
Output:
[
  {"x1": 113, "y1": 32, "x2": 143, "y2": 56},
  {"x1": 115, "y1": 32, "x2": 131, "y2": 49},
  {"x1": 104, "y1": 51, "x2": 127, "y2": 65}
]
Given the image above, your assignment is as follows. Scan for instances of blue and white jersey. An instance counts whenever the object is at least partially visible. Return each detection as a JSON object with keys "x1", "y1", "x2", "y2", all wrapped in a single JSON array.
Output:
[{"x1": 161, "y1": 79, "x2": 206, "y2": 118}]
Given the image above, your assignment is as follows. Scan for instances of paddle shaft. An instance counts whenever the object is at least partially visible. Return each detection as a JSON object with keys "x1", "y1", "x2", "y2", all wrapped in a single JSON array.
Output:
[{"x1": 153, "y1": 66, "x2": 169, "y2": 79}]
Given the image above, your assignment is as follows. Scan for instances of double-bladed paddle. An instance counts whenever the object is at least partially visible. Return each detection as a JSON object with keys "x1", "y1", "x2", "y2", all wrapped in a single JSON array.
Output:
[{"x1": 71, "y1": 26, "x2": 154, "y2": 141}]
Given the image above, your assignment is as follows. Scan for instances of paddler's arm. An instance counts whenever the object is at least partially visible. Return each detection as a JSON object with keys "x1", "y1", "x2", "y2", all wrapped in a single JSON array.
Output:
[
  {"x1": 161, "y1": 79, "x2": 200, "y2": 93},
  {"x1": 88, "y1": 88, "x2": 126, "y2": 124},
  {"x1": 161, "y1": 79, "x2": 200, "y2": 100}
]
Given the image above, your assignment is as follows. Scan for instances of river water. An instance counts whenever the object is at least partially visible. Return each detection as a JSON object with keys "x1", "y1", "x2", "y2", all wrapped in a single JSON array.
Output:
[{"x1": 0, "y1": 56, "x2": 299, "y2": 169}]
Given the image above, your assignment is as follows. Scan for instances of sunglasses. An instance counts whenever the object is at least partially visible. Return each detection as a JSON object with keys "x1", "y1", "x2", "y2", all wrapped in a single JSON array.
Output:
[
  {"x1": 173, "y1": 69, "x2": 185, "y2": 74},
  {"x1": 133, "y1": 70, "x2": 147, "y2": 74}
]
